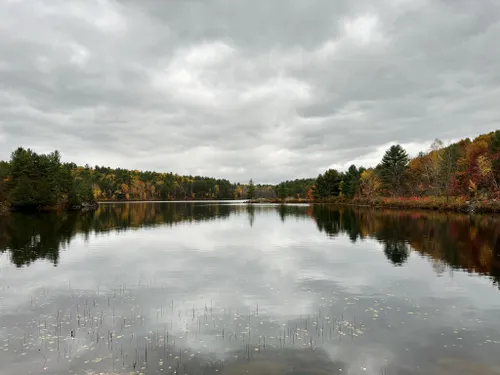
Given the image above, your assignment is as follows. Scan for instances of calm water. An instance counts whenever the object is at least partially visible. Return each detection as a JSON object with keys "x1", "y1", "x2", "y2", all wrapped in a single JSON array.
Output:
[{"x1": 1, "y1": 203, "x2": 500, "y2": 375}]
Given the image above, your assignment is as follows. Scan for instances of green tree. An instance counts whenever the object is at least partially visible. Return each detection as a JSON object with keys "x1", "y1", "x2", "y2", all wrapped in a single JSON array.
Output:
[
  {"x1": 379, "y1": 145, "x2": 409, "y2": 195},
  {"x1": 313, "y1": 169, "x2": 342, "y2": 199},
  {"x1": 5, "y1": 148, "x2": 95, "y2": 209},
  {"x1": 247, "y1": 179, "x2": 256, "y2": 200},
  {"x1": 0, "y1": 161, "x2": 10, "y2": 205},
  {"x1": 341, "y1": 165, "x2": 363, "y2": 198},
  {"x1": 276, "y1": 183, "x2": 287, "y2": 199}
]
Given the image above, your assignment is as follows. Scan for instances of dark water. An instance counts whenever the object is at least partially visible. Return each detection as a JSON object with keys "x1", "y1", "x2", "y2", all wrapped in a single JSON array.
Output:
[{"x1": 1, "y1": 203, "x2": 500, "y2": 375}]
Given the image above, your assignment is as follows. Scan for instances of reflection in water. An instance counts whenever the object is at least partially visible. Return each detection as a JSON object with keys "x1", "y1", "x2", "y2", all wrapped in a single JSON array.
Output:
[
  {"x1": 246, "y1": 204, "x2": 255, "y2": 227},
  {"x1": 1, "y1": 203, "x2": 500, "y2": 375},
  {"x1": 1, "y1": 203, "x2": 499, "y2": 288}
]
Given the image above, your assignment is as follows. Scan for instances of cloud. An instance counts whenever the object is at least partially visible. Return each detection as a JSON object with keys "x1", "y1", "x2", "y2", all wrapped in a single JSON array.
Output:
[{"x1": 0, "y1": 0, "x2": 499, "y2": 183}]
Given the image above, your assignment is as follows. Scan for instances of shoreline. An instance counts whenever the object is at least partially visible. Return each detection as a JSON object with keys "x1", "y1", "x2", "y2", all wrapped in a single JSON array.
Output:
[
  {"x1": 96, "y1": 199, "x2": 241, "y2": 203},
  {"x1": 1, "y1": 201, "x2": 99, "y2": 215},
  {"x1": 246, "y1": 197, "x2": 500, "y2": 213},
  {"x1": 3, "y1": 197, "x2": 500, "y2": 214}
]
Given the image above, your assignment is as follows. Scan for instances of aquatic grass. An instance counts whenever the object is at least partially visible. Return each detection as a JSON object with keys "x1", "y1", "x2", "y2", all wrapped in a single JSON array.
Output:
[{"x1": 7, "y1": 279, "x2": 367, "y2": 374}]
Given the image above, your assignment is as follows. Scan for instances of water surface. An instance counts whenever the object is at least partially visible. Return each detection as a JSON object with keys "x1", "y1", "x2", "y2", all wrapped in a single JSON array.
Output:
[{"x1": 1, "y1": 203, "x2": 500, "y2": 375}]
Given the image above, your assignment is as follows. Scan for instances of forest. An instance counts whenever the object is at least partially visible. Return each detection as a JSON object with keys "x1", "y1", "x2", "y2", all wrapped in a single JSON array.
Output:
[
  {"x1": 275, "y1": 130, "x2": 500, "y2": 210},
  {"x1": 0, "y1": 130, "x2": 499, "y2": 212},
  {"x1": 0, "y1": 147, "x2": 273, "y2": 212},
  {"x1": 0, "y1": 147, "x2": 94, "y2": 212}
]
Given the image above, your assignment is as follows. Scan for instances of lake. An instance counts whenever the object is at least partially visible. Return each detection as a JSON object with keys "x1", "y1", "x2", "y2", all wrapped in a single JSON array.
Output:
[{"x1": 1, "y1": 202, "x2": 500, "y2": 375}]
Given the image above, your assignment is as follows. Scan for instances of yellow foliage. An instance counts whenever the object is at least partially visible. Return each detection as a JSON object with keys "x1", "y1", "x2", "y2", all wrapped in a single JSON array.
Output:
[
  {"x1": 477, "y1": 155, "x2": 493, "y2": 177},
  {"x1": 359, "y1": 169, "x2": 381, "y2": 197},
  {"x1": 468, "y1": 180, "x2": 477, "y2": 193}
]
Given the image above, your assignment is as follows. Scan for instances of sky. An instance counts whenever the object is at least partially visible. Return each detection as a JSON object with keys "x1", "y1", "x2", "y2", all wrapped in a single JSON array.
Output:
[{"x1": 0, "y1": 0, "x2": 499, "y2": 183}]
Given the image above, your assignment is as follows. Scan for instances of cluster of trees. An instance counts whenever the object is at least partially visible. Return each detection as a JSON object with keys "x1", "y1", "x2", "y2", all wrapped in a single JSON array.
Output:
[
  {"x1": 71, "y1": 165, "x2": 239, "y2": 201},
  {"x1": 0, "y1": 148, "x2": 94, "y2": 210},
  {"x1": 0, "y1": 148, "x2": 280, "y2": 209},
  {"x1": 275, "y1": 178, "x2": 316, "y2": 199},
  {"x1": 310, "y1": 130, "x2": 500, "y2": 201},
  {"x1": 2, "y1": 130, "x2": 498, "y2": 210}
]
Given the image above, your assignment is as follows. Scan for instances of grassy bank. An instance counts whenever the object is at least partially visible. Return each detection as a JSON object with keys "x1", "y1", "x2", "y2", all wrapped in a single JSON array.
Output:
[{"x1": 246, "y1": 196, "x2": 500, "y2": 213}]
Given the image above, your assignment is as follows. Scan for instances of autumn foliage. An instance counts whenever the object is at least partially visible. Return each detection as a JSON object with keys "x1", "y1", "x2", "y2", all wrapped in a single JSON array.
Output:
[{"x1": 305, "y1": 130, "x2": 500, "y2": 210}]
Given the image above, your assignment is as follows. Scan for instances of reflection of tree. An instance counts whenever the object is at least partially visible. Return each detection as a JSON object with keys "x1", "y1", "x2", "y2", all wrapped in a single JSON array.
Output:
[
  {"x1": 2, "y1": 203, "x2": 500, "y2": 290},
  {"x1": 0, "y1": 212, "x2": 94, "y2": 267},
  {"x1": 312, "y1": 205, "x2": 341, "y2": 238},
  {"x1": 311, "y1": 205, "x2": 500, "y2": 288},
  {"x1": 275, "y1": 204, "x2": 311, "y2": 223},
  {"x1": 246, "y1": 204, "x2": 255, "y2": 227},
  {"x1": 383, "y1": 240, "x2": 410, "y2": 266},
  {"x1": 0, "y1": 203, "x2": 233, "y2": 267},
  {"x1": 279, "y1": 205, "x2": 287, "y2": 222}
]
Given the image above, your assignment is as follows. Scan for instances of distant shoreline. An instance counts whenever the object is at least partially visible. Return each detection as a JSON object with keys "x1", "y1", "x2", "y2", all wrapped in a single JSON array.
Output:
[
  {"x1": 246, "y1": 197, "x2": 500, "y2": 213},
  {"x1": 3, "y1": 201, "x2": 99, "y2": 214},
  {"x1": 4, "y1": 197, "x2": 499, "y2": 215},
  {"x1": 97, "y1": 197, "x2": 500, "y2": 214},
  {"x1": 97, "y1": 199, "x2": 246, "y2": 203}
]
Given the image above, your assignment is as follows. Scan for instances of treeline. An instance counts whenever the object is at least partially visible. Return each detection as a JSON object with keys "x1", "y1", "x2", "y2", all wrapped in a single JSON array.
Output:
[
  {"x1": 72, "y1": 165, "x2": 240, "y2": 201},
  {"x1": 275, "y1": 178, "x2": 316, "y2": 199},
  {"x1": 275, "y1": 130, "x2": 500, "y2": 202},
  {"x1": 2, "y1": 129, "x2": 499, "y2": 210},
  {"x1": 0, "y1": 150, "x2": 250, "y2": 211},
  {"x1": 0, "y1": 148, "x2": 95, "y2": 211},
  {"x1": 0, "y1": 148, "x2": 279, "y2": 211}
]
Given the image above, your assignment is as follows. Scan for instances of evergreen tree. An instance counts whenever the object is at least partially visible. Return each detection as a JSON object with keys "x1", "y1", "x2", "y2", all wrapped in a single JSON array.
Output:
[
  {"x1": 379, "y1": 145, "x2": 409, "y2": 195},
  {"x1": 341, "y1": 165, "x2": 363, "y2": 198},
  {"x1": 247, "y1": 179, "x2": 256, "y2": 199},
  {"x1": 276, "y1": 183, "x2": 287, "y2": 199},
  {"x1": 313, "y1": 169, "x2": 342, "y2": 198},
  {"x1": 5, "y1": 147, "x2": 95, "y2": 209}
]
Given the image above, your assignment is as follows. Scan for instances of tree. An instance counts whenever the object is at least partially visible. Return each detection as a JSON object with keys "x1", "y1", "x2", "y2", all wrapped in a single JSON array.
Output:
[
  {"x1": 359, "y1": 169, "x2": 381, "y2": 197},
  {"x1": 247, "y1": 179, "x2": 256, "y2": 200},
  {"x1": 437, "y1": 144, "x2": 459, "y2": 201},
  {"x1": 477, "y1": 155, "x2": 498, "y2": 191},
  {"x1": 313, "y1": 169, "x2": 342, "y2": 199},
  {"x1": 4, "y1": 148, "x2": 95, "y2": 209},
  {"x1": 379, "y1": 145, "x2": 409, "y2": 195},
  {"x1": 0, "y1": 161, "x2": 9, "y2": 204},
  {"x1": 341, "y1": 165, "x2": 362, "y2": 198},
  {"x1": 276, "y1": 183, "x2": 287, "y2": 199}
]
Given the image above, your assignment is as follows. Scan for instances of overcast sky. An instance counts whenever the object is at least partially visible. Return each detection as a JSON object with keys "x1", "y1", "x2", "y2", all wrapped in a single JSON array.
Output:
[{"x1": 0, "y1": 0, "x2": 499, "y2": 183}]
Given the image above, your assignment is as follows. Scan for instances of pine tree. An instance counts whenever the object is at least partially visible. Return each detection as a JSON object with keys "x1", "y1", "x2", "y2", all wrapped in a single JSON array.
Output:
[
  {"x1": 247, "y1": 179, "x2": 256, "y2": 200},
  {"x1": 380, "y1": 145, "x2": 409, "y2": 195}
]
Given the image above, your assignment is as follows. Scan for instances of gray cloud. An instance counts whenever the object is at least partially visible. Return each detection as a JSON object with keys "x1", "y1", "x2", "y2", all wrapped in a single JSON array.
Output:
[{"x1": 0, "y1": 0, "x2": 499, "y2": 182}]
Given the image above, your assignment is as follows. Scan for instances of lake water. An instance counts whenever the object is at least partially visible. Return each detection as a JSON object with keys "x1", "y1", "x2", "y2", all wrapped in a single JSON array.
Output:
[{"x1": 1, "y1": 202, "x2": 500, "y2": 375}]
